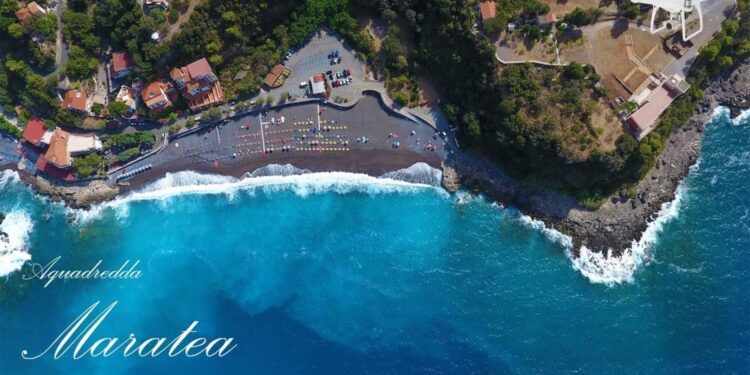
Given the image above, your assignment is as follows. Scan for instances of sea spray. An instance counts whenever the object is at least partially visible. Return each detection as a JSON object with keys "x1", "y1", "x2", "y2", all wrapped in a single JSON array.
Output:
[
  {"x1": 569, "y1": 183, "x2": 687, "y2": 285},
  {"x1": 517, "y1": 214, "x2": 573, "y2": 249},
  {"x1": 247, "y1": 164, "x2": 311, "y2": 177},
  {"x1": 380, "y1": 162, "x2": 443, "y2": 187},
  {"x1": 0, "y1": 211, "x2": 33, "y2": 277},
  {"x1": 68, "y1": 170, "x2": 446, "y2": 225},
  {"x1": 0, "y1": 169, "x2": 21, "y2": 189},
  {"x1": 713, "y1": 105, "x2": 750, "y2": 126}
]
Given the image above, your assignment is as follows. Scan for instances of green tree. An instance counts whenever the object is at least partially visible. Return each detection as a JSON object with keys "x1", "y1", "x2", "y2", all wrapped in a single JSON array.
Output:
[
  {"x1": 7, "y1": 23, "x2": 24, "y2": 39},
  {"x1": 482, "y1": 16, "x2": 506, "y2": 36},
  {"x1": 65, "y1": 46, "x2": 98, "y2": 79},
  {"x1": 29, "y1": 13, "x2": 57, "y2": 40},
  {"x1": 73, "y1": 153, "x2": 104, "y2": 178},
  {"x1": 108, "y1": 101, "x2": 129, "y2": 117}
]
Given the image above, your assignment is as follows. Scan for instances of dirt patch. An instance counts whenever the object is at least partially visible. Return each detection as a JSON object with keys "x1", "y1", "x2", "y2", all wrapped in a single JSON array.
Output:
[
  {"x1": 575, "y1": 20, "x2": 674, "y2": 101},
  {"x1": 359, "y1": 17, "x2": 387, "y2": 52},
  {"x1": 501, "y1": 33, "x2": 559, "y2": 64},
  {"x1": 540, "y1": 0, "x2": 618, "y2": 17},
  {"x1": 590, "y1": 100, "x2": 622, "y2": 152},
  {"x1": 417, "y1": 76, "x2": 439, "y2": 107}
]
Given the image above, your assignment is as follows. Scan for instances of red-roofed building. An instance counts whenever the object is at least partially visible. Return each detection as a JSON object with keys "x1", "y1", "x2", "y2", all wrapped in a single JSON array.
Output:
[
  {"x1": 141, "y1": 79, "x2": 176, "y2": 114},
  {"x1": 15, "y1": 7, "x2": 32, "y2": 23},
  {"x1": 61, "y1": 88, "x2": 92, "y2": 114},
  {"x1": 34, "y1": 127, "x2": 102, "y2": 180},
  {"x1": 15, "y1": 1, "x2": 45, "y2": 23},
  {"x1": 110, "y1": 51, "x2": 135, "y2": 79},
  {"x1": 40, "y1": 128, "x2": 70, "y2": 169},
  {"x1": 310, "y1": 74, "x2": 326, "y2": 96},
  {"x1": 22, "y1": 117, "x2": 47, "y2": 146},
  {"x1": 35, "y1": 157, "x2": 76, "y2": 181},
  {"x1": 479, "y1": 1, "x2": 496, "y2": 21},
  {"x1": 169, "y1": 58, "x2": 224, "y2": 111}
]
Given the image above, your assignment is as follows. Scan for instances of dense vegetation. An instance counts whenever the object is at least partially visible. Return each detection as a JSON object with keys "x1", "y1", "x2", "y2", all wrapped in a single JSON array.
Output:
[
  {"x1": 72, "y1": 153, "x2": 104, "y2": 178},
  {"x1": 362, "y1": 0, "x2": 749, "y2": 203},
  {"x1": 102, "y1": 131, "x2": 156, "y2": 151},
  {"x1": 0, "y1": 116, "x2": 22, "y2": 138},
  {"x1": 1, "y1": 0, "x2": 748, "y2": 194}
]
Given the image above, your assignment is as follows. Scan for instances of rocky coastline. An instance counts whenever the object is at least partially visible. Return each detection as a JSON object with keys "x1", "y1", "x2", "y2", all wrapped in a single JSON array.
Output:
[
  {"x1": 15, "y1": 171, "x2": 119, "y2": 209},
  {"x1": 2, "y1": 60, "x2": 747, "y2": 256},
  {"x1": 444, "y1": 59, "x2": 750, "y2": 255}
]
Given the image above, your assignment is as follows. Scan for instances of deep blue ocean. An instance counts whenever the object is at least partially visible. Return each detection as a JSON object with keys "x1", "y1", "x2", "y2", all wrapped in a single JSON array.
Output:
[{"x1": 0, "y1": 108, "x2": 748, "y2": 374}]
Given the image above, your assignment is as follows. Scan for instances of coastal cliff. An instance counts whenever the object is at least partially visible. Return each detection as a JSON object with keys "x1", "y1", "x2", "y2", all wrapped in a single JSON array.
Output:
[
  {"x1": 445, "y1": 59, "x2": 750, "y2": 255},
  {"x1": 18, "y1": 174, "x2": 119, "y2": 209}
]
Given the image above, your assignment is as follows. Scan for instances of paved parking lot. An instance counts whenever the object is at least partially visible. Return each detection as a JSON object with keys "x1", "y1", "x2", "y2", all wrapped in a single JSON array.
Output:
[{"x1": 266, "y1": 29, "x2": 367, "y2": 103}]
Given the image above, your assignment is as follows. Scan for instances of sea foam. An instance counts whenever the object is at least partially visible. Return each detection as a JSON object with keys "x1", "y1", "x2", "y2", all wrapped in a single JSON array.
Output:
[
  {"x1": 569, "y1": 175, "x2": 687, "y2": 286},
  {"x1": 380, "y1": 162, "x2": 443, "y2": 187},
  {"x1": 69, "y1": 168, "x2": 444, "y2": 225},
  {"x1": 712, "y1": 106, "x2": 750, "y2": 126},
  {"x1": 0, "y1": 211, "x2": 33, "y2": 277},
  {"x1": 0, "y1": 169, "x2": 20, "y2": 188}
]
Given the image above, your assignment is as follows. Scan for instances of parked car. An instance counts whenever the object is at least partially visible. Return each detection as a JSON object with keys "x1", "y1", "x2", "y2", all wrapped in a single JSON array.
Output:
[
  {"x1": 334, "y1": 50, "x2": 340, "y2": 58},
  {"x1": 346, "y1": 68, "x2": 352, "y2": 76},
  {"x1": 300, "y1": 81, "x2": 308, "y2": 88}
]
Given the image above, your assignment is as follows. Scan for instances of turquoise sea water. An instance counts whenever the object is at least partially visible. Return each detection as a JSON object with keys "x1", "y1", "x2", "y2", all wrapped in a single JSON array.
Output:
[{"x1": 0, "y1": 108, "x2": 748, "y2": 374}]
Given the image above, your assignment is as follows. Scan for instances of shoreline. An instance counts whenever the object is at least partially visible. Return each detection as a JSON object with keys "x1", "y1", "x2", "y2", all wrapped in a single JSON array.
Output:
[
  {"x1": 2, "y1": 62, "x2": 747, "y2": 256},
  {"x1": 445, "y1": 61, "x2": 749, "y2": 255},
  {"x1": 120, "y1": 148, "x2": 443, "y2": 193}
]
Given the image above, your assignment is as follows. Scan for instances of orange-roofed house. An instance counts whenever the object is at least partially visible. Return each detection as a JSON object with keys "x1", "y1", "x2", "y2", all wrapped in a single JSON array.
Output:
[
  {"x1": 34, "y1": 127, "x2": 102, "y2": 180},
  {"x1": 15, "y1": 7, "x2": 32, "y2": 23},
  {"x1": 478, "y1": 1, "x2": 496, "y2": 21},
  {"x1": 22, "y1": 117, "x2": 48, "y2": 147},
  {"x1": 15, "y1": 1, "x2": 46, "y2": 23},
  {"x1": 61, "y1": 88, "x2": 92, "y2": 114},
  {"x1": 170, "y1": 58, "x2": 224, "y2": 111},
  {"x1": 141, "y1": 79, "x2": 176, "y2": 114},
  {"x1": 42, "y1": 128, "x2": 71, "y2": 169},
  {"x1": 110, "y1": 51, "x2": 135, "y2": 79},
  {"x1": 263, "y1": 64, "x2": 291, "y2": 88}
]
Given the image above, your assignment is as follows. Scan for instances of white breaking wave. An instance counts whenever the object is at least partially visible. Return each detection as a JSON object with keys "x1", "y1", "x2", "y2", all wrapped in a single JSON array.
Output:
[
  {"x1": 0, "y1": 169, "x2": 21, "y2": 188},
  {"x1": 730, "y1": 108, "x2": 750, "y2": 126},
  {"x1": 517, "y1": 214, "x2": 573, "y2": 249},
  {"x1": 380, "y1": 162, "x2": 443, "y2": 187},
  {"x1": 513, "y1": 178, "x2": 688, "y2": 286},
  {"x1": 246, "y1": 164, "x2": 311, "y2": 177},
  {"x1": 70, "y1": 170, "x2": 444, "y2": 225},
  {"x1": 0, "y1": 211, "x2": 33, "y2": 277},
  {"x1": 712, "y1": 106, "x2": 750, "y2": 126},
  {"x1": 569, "y1": 184, "x2": 686, "y2": 286}
]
